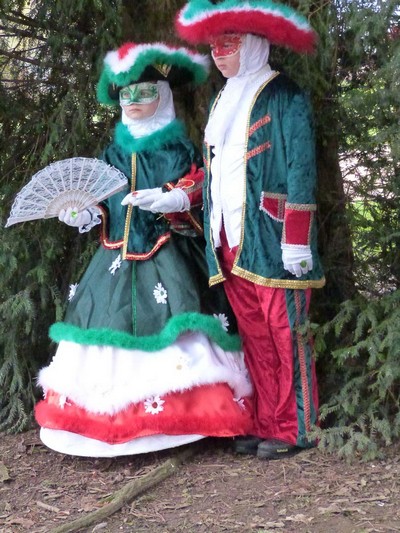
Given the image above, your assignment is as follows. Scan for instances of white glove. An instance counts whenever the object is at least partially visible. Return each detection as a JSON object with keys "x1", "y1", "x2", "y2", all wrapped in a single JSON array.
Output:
[
  {"x1": 59, "y1": 207, "x2": 91, "y2": 228},
  {"x1": 121, "y1": 188, "x2": 190, "y2": 213},
  {"x1": 150, "y1": 188, "x2": 190, "y2": 213},
  {"x1": 281, "y1": 243, "x2": 313, "y2": 278},
  {"x1": 121, "y1": 188, "x2": 163, "y2": 210}
]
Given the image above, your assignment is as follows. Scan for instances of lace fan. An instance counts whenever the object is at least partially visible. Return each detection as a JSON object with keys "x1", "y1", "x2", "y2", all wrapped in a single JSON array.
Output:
[{"x1": 5, "y1": 157, "x2": 128, "y2": 227}]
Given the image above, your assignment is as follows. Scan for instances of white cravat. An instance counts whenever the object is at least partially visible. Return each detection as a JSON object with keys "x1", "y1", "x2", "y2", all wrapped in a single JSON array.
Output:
[
  {"x1": 210, "y1": 64, "x2": 274, "y2": 248},
  {"x1": 206, "y1": 34, "x2": 275, "y2": 248}
]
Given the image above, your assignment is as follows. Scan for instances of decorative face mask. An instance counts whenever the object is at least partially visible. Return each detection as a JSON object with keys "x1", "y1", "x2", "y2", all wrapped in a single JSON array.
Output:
[
  {"x1": 119, "y1": 82, "x2": 159, "y2": 106},
  {"x1": 210, "y1": 34, "x2": 242, "y2": 59}
]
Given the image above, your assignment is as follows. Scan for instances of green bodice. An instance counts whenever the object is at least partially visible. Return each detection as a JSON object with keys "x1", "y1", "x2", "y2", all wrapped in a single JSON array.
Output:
[{"x1": 100, "y1": 120, "x2": 201, "y2": 259}]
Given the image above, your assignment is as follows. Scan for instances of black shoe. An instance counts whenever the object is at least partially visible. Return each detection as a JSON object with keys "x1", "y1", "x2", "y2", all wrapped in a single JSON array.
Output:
[
  {"x1": 233, "y1": 435, "x2": 263, "y2": 455},
  {"x1": 257, "y1": 439, "x2": 301, "y2": 460}
]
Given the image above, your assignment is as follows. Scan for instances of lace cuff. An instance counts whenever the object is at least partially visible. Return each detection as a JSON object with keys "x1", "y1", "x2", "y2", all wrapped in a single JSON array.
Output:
[{"x1": 79, "y1": 207, "x2": 102, "y2": 233}]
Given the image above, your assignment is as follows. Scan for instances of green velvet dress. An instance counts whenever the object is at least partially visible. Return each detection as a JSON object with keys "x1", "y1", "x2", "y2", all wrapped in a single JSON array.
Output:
[{"x1": 35, "y1": 120, "x2": 253, "y2": 457}]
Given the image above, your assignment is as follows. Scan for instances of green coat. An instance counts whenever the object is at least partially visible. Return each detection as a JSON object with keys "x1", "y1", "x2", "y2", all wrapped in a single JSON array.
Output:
[{"x1": 203, "y1": 73, "x2": 325, "y2": 290}]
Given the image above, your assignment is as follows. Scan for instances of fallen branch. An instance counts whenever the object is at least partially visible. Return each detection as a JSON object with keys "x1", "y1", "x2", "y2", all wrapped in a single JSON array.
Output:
[
  {"x1": 37, "y1": 501, "x2": 60, "y2": 513},
  {"x1": 49, "y1": 445, "x2": 197, "y2": 533}
]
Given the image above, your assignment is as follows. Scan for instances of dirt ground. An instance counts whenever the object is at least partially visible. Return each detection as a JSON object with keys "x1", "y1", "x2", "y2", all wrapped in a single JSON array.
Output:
[{"x1": 1, "y1": 428, "x2": 399, "y2": 533}]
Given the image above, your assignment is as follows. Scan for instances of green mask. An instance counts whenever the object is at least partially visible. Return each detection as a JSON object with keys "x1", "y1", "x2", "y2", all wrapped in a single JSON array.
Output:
[{"x1": 119, "y1": 82, "x2": 159, "y2": 106}]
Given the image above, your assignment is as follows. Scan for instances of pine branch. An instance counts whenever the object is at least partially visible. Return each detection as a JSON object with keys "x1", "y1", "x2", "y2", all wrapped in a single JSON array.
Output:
[
  {"x1": 0, "y1": 24, "x2": 47, "y2": 41},
  {"x1": 3, "y1": 10, "x2": 51, "y2": 31},
  {"x1": 0, "y1": 49, "x2": 44, "y2": 67}
]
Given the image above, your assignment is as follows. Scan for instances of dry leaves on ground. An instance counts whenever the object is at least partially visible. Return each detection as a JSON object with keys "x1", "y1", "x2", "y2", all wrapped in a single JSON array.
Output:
[{"x1": 1, "y1": 429, "x2": 400, "y2": 533}]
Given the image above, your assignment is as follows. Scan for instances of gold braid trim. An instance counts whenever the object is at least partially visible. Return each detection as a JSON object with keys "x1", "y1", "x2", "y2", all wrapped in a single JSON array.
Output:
[
  {"x1": 99, "y1": 206, "x2": 123, "y2": 249},
  {"x1": 99, "y1": 161, "x2": 171, "y2": 259},
  {"x1": 186, "y1": 213, "x2": 203, "y2": 235},
  {"x1": 286, "y1": 202, "x2": 317, "y2": 211},
  {"x1": 249, "y1": 114, "x2": 271, "y2": 136},
  {"x1": 231, "y1": 264, "x2": 326, "y2": 289},
  {"x1": 102, "y1": 238, "x2": 124, "y2": 249},
  {"x1": 234, "y1": 71, "x2": 280, "y2": 270},
  {"x1": 246, "y1": 141, "x2": 271, "y2": 160},
  {"x1": 124, "y1": 233, "x2": 170, "y2": 260},
  {"x1": 122, "y1": 154, "x2": 137, "y2": 260},
  {"x1": 208, "y1": 273, "x2": 226, "y2": 287},
  {"x1": 294, "y1": 290, "x2": 312, "y2": 433},
  {"x1": 263, "y1": 192, "x2": 288, "y2": 200}
]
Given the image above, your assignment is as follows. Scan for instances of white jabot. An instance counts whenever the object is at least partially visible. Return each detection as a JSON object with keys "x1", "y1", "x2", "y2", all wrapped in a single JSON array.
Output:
[
  {"x1": 205, "y1": 34, "x2": 275, "y2": 248},
  {"x1": 121, "y1": 81, "x2": 176, "y2": 138}
]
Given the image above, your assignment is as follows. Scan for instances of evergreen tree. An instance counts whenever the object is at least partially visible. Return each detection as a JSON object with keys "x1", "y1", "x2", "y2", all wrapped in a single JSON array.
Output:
[{"x1": 311, "y1": 0, "x2": 400, "y2": 458}]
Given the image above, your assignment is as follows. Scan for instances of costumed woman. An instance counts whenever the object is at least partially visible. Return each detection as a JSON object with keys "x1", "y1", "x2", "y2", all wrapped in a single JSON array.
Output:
[
  {"x1": 35, "y1": 42, "x2": 252, "y2": 457},
  {"x1": 175, "y1": 0, "x2": 325, "y2": 459}
]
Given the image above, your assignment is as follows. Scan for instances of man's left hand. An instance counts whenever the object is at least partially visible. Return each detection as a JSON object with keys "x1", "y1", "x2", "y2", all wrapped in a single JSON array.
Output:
[{"x1": 281, "y1": 244, "x2": 313, "y2": 277}]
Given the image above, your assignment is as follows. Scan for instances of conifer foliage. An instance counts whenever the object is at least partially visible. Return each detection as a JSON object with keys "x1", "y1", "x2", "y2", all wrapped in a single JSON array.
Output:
[
  {"x1": 307, "y1": 0, "x2": 400, "y2": 458},
  {"x1": 312, "y1": 289, "x2": 400, "y2": 460}
]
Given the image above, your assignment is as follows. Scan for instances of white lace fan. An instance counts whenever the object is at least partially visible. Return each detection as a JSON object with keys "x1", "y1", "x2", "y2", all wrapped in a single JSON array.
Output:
[{"x1": 5, "y1": 157, "x2": 129, "y2": 228}]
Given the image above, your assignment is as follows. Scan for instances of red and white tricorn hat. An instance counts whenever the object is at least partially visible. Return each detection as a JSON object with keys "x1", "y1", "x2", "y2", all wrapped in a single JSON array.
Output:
[
  {"x1": 175, "y1": 0, "x2": 317, "y2": 54},
  {"x1": 97, "y1": 41, "x2": 210, "y2": 106}
]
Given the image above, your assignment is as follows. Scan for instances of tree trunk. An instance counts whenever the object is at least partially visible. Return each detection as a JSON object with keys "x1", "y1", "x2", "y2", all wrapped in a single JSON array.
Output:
[{"x1": 314, "y1": 131, "x2": 357, "y2": 321}]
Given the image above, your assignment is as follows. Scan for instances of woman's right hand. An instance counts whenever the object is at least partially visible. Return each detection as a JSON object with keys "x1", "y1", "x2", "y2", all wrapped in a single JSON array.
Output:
[{"x1": 58, "y1": 207, "x2": 91, "y2": 227}]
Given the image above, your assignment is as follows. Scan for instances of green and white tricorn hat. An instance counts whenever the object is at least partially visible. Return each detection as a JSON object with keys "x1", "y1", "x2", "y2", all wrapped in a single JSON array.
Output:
[{"x1": 97, "y1": 41, "x2": 210, "y2": 106}]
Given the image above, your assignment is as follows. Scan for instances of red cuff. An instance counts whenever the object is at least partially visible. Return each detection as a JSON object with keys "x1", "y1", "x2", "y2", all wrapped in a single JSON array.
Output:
[{"x1": 283, "y1": 203, "x2": 316, "y2": 246}]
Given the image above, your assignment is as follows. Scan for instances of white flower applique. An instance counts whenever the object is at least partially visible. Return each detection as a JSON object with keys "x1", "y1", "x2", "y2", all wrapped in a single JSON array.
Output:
[
  {"x1": 109, "y1": 254, "x2": 122, "y2": 275},
  {"x1": 68, "y1": 283, "x2": 79, "y2": 301},
  {"x1": 144, "y1": 395, "x2": 165, "y2": 415},
  {"x1": 213, "y1": 313, "x2": 229, "y2": 332},
  {"x1": 233, "y1": 397, "x2": 246, "y2": 411},
  {"x1": 153, "y1": 283, "x2": 168, "y2": 304}
]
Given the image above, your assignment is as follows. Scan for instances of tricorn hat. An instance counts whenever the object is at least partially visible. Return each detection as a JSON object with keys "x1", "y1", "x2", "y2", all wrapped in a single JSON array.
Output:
[
  {"x1": 175, "y1": 0, "x2": 317, "y2": 54},
  {"x1": 97, "y1": 41, "x2": 210, "y2": 106}
]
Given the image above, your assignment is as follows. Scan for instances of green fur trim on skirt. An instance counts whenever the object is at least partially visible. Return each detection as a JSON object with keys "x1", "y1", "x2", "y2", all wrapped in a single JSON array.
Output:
[{"x1": 50, "y1": 312, "x2": 242, "y2": 353}]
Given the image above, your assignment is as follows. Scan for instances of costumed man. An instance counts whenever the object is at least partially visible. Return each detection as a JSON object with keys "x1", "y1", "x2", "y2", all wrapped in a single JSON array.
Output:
[
  {"x1": 175, "y1": 0, "x2": 325, "y2": 459},
  {"x1": 34, "y1": 42, "x2": 253, "y2": 457}
]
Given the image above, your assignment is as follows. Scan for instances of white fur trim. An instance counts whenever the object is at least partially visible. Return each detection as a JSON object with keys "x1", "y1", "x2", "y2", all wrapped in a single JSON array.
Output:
[
  {"x1": 104, "y1": 43, "x2": 209, "y2": 75},
  {"x1": 37, "y1": 332, "x2": 252, "y2": 415}
]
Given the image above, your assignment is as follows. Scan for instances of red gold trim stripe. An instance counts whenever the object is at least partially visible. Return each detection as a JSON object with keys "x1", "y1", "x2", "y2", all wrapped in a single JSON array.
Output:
[
  {"x1": 246, "y1": 141, "x2": 271, "y2": 160},
  {"x1": 249, "y1": 114, "x2": 271, "y2": 136},
  {"x1": 294, "y1": 290, "x2": 311, "y2": 432}
]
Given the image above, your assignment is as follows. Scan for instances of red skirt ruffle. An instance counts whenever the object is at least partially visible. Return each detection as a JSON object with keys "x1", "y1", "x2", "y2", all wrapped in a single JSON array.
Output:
[{"x1": 35, "y1": 383, "x2": 252, "y2": 444}]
